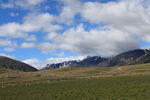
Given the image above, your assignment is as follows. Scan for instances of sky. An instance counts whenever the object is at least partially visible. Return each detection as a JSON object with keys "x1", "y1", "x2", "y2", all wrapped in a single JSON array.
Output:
[{"x1": 0, "y1": 0, "x2": 150, "y2": 69}]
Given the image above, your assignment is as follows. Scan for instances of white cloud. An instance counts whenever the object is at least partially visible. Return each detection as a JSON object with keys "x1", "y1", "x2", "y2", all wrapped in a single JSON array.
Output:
[
  {"x1": 3, "y1": 48, "x2": 15, "y2": 52},
  {"x1": 0, "y1": 13, "x2": 61, "y2": 41},
  {"x1": 22, "y1": 13, "x2": 62, "y2": 33},
  {"x1": 57, "y1": 0, "x2": 82, "y2": 25},
  {"x1": 0, "y1": 23, "x2": 27, "y2": 38},
  {"x1": 47, "y1": 24, "x2": 139, "y2": 57},
  {"x1": 0, "y1": 39, "x2": 17, "y2": 47},
  {"x1": 80, "y1": 0, "x2": 150, "y2": 42},
  {"x1": 26, "y1": 35, "x2": 37, "y2": 41},
  {"x1": 22, "y1": 58, "x2": 42, "y2": 69},
  {"x1": 1, "y1": 0, "x2": 47, "y2": 10},
  {"x1": 1, "y1": 3, "x2": 14, "y2": 8},
  {"x1": 55, "y1": 52, "x2": 65, "y2": 57},
  {"x1": 20, "y1": 42, "x2": 58, "y2": 54},
  {"x1": 21, "y1": 42, "x2": 36, "y2": 48},
  {"x1": 37, "y1": 42, "x2": 57, "y2": 54},
  {"x1": 10, "y1": 13, "x2": 19, "y2": 17}
]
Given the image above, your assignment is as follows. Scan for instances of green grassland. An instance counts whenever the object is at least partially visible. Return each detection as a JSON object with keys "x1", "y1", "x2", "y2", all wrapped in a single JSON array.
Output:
[
  {"x1": 1, "y1": 63, "x2": 150, "y2": 100},
  {"x1": 1, "y1": 75, "x2": 150, "y2": 100}
]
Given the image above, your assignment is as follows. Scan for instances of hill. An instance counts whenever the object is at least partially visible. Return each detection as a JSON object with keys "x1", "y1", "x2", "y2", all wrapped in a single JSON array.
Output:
[
  {"x1": 99, "y1": 49, "x2": 150, "y2": 66},
  {"x1": 128, "y1": 53, "x2": 150, "y2": 65},
  {"x1": 0, "y1": 56, "x2": 38, "y2": 72}
]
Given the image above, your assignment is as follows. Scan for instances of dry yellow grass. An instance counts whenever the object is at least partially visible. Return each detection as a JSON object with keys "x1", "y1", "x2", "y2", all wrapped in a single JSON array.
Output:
[{"x1": 0, "y1": 63, "x2": 150, "y2": 84}]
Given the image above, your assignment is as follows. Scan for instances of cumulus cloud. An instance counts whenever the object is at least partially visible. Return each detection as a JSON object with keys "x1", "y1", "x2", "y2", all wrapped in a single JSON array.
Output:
[
  {"x1": 0, "y1": 39, "x2": 17, "y2": 47},
  {"x1": 0, "y1": 13, "x2": 61, "y2": 41},
  {"x1": 54, "y1": 52, "x2": 65, "y2": 57},
  {"x1": 57, "y1": 0, "x2": 82, "y2": 25},
  {"x1": 22, "y1": 13, "x2": 62, "y2": 32},
  {"x1": 23, "y1": 58, "x2": 42, "y2": 69},
  {"x1": 37, "y1": 42, "x2": 58, "y2": 54},
  {"x1": 10, "y1": 13, "x2": 19, "y2": 17},
  {"x1": 80, "y1": 0, "x2": 150, "y2": 42},
  {"x1": 20, "y1": 42, "x2": 58, "y2": 54},
  {"x1": 47, "y1": 24, "x2": 139, "y2": 57},
  {"x1": 0, "y1": 39, "x2": 17, "y2": 52},
  {"x1": 0, "y1": 22, "x2": 36, "y2": 41},
  {"x1": 1, "y1": 3, "x2": 14, "y2": 8},
  {"x1": 0, "y1": 0, "x2": 47, "y2": 10},
  {"x1": 3, "y1": 48, "x2": 15, "y2": 52},
  {"x1": 21, "y1": 42, "x2": 36, "y2": 48}
]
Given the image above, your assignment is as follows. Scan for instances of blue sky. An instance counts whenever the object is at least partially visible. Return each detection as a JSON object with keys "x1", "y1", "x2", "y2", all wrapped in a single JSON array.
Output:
[{"x1": 0, "y1": 0, "x2": 150, "y2": 69}]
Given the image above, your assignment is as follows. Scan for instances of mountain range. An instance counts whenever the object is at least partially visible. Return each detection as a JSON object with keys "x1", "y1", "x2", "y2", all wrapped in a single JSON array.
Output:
[
  {"x1": 43, "y1": 56, "x2": 108, "y2": 69},
  {"x1": 43, "y1": 49, "x2": 150, "y2": 69},
  {"x1": 0, "y1": 49, "x2": 150, "y2": 71}
]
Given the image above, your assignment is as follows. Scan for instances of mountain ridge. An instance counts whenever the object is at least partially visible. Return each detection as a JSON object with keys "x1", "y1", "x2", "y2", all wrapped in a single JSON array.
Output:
[{"x1": 43, "y1": 49, "x2": 150, "y2": 69}]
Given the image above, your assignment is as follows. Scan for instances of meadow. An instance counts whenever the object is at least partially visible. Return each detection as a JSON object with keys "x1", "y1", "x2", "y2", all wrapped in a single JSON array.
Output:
[
  {"x1": 1, "y1": 63, "x2": 150, "y2": 100},
  {"x1": 1, "y1": 75, "x2": 150, "y2": 100}
]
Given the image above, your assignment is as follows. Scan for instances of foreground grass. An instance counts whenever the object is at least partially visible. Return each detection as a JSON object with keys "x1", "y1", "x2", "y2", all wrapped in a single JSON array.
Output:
[{"x1": 1, "y1": 75, "x2": 150, "y2": 100}]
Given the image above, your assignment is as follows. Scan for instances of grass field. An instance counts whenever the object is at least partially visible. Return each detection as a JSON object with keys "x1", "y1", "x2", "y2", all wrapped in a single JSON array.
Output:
[
  {"x1": 1, "y1": 63, "x2": 150, "y2": 100},
  {"x1": 1, "y1": 75, "x2": 150, "y2": 100}
]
